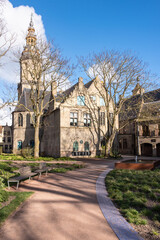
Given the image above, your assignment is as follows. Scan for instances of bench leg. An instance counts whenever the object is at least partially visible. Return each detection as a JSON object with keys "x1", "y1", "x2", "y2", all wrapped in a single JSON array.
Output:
[
  {"x1": 46, "y1": 170, "x2": 48, "y2": 176},
  {"x1": 17, "y1": 181, "x2": 19, "y2": 189},
  {"x1": 8, "y1": 181, "x2": 10, "y2": 190},
  {"x1": 29, "y1": 176, "x2": 31, "y2": 181}
]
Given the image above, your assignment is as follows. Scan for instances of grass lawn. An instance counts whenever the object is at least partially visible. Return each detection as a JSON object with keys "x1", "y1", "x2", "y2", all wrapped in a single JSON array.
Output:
[
  {"x1": 0, "y1": 190, "x2": 33, "y2": 224},
  {"x1": 105, "y1": 169, "x2": 160, "y2": 240},
  {"x1": 0, "y1": 154, "x2": 75, "y2": 161}
]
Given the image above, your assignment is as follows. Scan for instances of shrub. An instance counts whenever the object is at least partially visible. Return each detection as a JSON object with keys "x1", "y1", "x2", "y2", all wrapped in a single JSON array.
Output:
[
  {"x1": 0, "y1": 177, "x2": 5, "y2": 189},
  {"x1": 122, "y1": 208, "x2": 147, "y2": 225},
  {"x1": 21, "y1": 147, "x2": 34, "y2": 158}
]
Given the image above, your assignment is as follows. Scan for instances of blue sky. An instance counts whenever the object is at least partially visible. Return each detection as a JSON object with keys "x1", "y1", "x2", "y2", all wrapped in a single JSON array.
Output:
[{"x1": 9, "y1": 0, "x2": 160, "y2": 82}]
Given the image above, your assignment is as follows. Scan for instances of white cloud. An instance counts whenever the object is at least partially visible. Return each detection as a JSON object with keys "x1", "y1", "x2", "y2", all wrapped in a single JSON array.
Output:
[
  {"x1": 0, "y1": 0, "x2": 46, "y2": 83},
  {"x1": 0, "y1": 1, "x2": 46, "y2": 126},
  {"x1": 0, "y1": 103, "x2": 13, "y2": 126}
]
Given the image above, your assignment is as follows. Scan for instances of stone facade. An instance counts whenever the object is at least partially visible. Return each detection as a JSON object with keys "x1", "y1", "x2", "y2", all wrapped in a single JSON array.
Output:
[
  {"x1": 41, "y1": 77, "x2": 117, "y2": 157},
  {"x1": 12, "y1": 17, "x2": 118, "y2": 157},
  {"x1": 118, "y1": 84, "x2": 160, "y2": 157},
  {"x1": 1, "y1": 125, "x2": 12, "y2": 153}
]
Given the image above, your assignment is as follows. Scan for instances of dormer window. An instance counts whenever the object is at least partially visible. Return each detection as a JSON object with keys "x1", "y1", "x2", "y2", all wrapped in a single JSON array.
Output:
[{"x1": 77, "y1": 96, "x2": 85, "y2": 106}]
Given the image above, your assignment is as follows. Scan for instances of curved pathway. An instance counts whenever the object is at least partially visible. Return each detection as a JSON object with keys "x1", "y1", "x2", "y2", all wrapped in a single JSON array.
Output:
[{"x1": 0, "y1": 158, "x2": 139, "y2": 240}]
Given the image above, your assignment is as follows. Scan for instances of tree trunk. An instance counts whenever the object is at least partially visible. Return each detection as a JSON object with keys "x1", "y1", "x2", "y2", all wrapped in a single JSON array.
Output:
[
  {"x1": 105, "y1": 129, "x2": 117, "y2": 156},
  {"x1": 34, "y1": 116, "x2": 40, "y2": 158}
]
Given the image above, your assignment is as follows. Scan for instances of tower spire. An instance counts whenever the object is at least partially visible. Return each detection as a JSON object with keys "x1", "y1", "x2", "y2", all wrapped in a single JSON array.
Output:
[
  {"x1": 25, "y1": 13, "x2": 37, "y2": 47},
  {"x1": 29, "y1": 13, "x2": 34, "y2": 28}
]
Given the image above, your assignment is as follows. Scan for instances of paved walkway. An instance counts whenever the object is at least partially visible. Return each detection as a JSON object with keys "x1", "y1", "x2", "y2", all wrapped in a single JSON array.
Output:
[{"x1": 0, "y1": 159, "x2": 118, "y2": 240}]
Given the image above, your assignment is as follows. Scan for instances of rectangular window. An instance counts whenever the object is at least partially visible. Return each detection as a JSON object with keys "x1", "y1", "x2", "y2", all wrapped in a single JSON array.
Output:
[
  {"x1": 7, "y1": 131, "x2": 10, "y2": 136},
  {"x1": 109, "y1": 113, "x2": 113, "y2": 124},
  {"x1": 3, "y1": 137, "x2": 5, "y2": 143},
  {"x1": 84, "y1": 113, "x2": 91, "y2": 127},
  {"x1": 5, "y1": 145, "x2": 8, "y2": 150},
  {"x1": 7, "y1": 137, "x2": 11, "y2": 143},
  {"x1": 100, "y1": 112, "x2": 105, "y2": 125},
  {"x1": 4, "y1": 131, "x2": 6, "y2": 135},
  {"x1": 70, "y1": 112, "x2": 78, "y2": 126},
  {"x1": 143, "y1": 125, "x2": 150, "y2": 136},
  {"x1": 9, "y1": 145, "x2": 12, "y2": 150},
  {"x1": 100, "y1": 97, "x2": 105, "y2": 106},
  {"x1": 77, "y1": 96, "x2": 85, "y2": 106}
]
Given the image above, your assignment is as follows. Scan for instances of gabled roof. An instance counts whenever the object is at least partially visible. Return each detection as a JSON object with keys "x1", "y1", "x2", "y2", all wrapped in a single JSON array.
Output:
[
  {"x1": 55, "y1": 79, "x2": 94, "y2": 103},
  {"x1": 120, "y1": 88, "x2": 160, "y2": 121},
  {"x1": 56, "y1": 83, "x2": 78, "y2": 103}
]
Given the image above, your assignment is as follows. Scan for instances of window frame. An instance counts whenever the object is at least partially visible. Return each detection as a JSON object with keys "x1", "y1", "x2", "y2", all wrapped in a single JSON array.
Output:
[
  {"x1": 18, "y1": 113, "x2": 23, "y2": 127},
  {"x1": 17, "y1": 140, "x2": 22, "y2": 150},
  {"x1": 73, "y1": 141, "x2": 79, "y2": 152},
  {"x1": 70, "y1": 112, "x2": 78, "y2": 126},
  {"x1": 100, "y1": 112, "x2": 105, "y2": 125},
  {"x1": 84, "y1": 113, "x2": 91, "y2": 127},
  {"x1": 77, "y1": 96, "x2": 85, "y2": 106}
]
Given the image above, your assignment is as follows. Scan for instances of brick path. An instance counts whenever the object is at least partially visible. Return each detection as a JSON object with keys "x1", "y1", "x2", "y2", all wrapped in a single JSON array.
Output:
[{"x1": 0, "y1": 159, "x2": 118, "y2": 240}]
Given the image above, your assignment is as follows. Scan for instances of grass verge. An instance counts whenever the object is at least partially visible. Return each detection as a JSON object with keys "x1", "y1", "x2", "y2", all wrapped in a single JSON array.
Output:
[
  {"x1": 0, "y1": 191, "x2": 33, "y2": 224},
  {"x1": 49, "y1": 163, "x2": 84, "y2": 173},
  {"x1": 0, "y1": 154, "x2": 75, "y2": 161},
  {"x1": 105, "y1": 169, "x2": 160, "y2": 239}
]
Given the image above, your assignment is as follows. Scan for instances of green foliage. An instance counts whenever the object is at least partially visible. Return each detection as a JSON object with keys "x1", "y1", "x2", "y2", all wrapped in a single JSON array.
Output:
[
  {"x1": 0, "y1": 177, "x2": 5, "y2": 189},
  {"x1": 152, "y1": 229, "x2": 159, "y2": 236},
  {"x1": 0, "y1": 190, "x2": 10, "y2": 203},
  {"x1": 109, "y1": 150, "x2": 122, "y2": 159},
  {"x1": 21, "y1": 147, "x2": 34, "y2": 158},
  {"x1": 122, "y1": 208, "x2": 147, "y2": 225}
]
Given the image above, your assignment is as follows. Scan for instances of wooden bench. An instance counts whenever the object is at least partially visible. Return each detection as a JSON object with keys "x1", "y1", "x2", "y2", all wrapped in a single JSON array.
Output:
[
  {"x1": 8, "y1": 166, "x2": 37, "y2": 189},
  {"x1": 34, "y1": 162, "x2": 52, "y2": 177}
]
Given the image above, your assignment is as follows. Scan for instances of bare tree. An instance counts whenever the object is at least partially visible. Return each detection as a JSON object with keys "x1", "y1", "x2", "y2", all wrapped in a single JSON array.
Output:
[
  {"x1": 0, "y1": 0, "x2": 16, "y2": 110},
  {"x1": 79, "y1": 50, "x2": 151, "y2": 156},
  {"x1": 17, "y1": 39, "x2": 74, "y2": 158}
]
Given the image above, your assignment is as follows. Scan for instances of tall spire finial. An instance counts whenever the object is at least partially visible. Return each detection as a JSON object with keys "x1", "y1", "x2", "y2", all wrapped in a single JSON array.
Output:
[{"x1": 29, "y1": 13, "x2": 34, "y2": 28}]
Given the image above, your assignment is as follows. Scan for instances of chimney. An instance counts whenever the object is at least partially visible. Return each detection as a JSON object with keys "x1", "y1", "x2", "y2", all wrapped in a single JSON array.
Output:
[
  {"x1": 51, "y1": 81, "x2": 57, "y2": 97},
  {"x1": 78, "y1": 77, "x2": 83, "y2": 90}
]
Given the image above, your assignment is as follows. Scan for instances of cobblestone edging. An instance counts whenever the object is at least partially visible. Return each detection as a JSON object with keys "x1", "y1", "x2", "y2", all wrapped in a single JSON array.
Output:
[{"x1": 96, "y1": 169, "x2": 144, "y2": 240}]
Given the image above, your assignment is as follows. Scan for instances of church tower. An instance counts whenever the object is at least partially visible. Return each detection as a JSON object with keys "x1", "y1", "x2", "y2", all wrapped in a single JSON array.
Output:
[{"x1": 18, "y1": 14, "x2": 38, "y2": 100}]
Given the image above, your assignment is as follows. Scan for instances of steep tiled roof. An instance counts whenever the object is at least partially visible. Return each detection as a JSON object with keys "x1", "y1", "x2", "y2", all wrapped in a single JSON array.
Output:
[
  {"x1": 120, "y1": 88, "x2": 160, "y2": 121},
  {"x1": 56, "y1": 83, "x2": 78, "y2": 103},
  {"x1": 14, "y1": 89, "x2": 50, "y2": 112},
  {"x1": 84, "y1": 80, "x2": 93, "y2": 89}
]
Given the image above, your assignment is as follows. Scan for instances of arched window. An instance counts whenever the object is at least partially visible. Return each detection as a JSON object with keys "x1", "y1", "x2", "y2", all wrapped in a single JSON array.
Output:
[
  {"x1": 84, "y1": 142, "x2": 89, "y2": 151},
  {"x1": 17, "y1": 140, "x2": 22, "y2": 150},
  {"x1": 26, "y1": 114, "x2": 30, "y2": 127},
  {"x1": 18, "y1": 113, "x2": 23, "y2": 127},
  {"x1": 73, "y1": 141, "x2": 78, "y2": 152}
]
